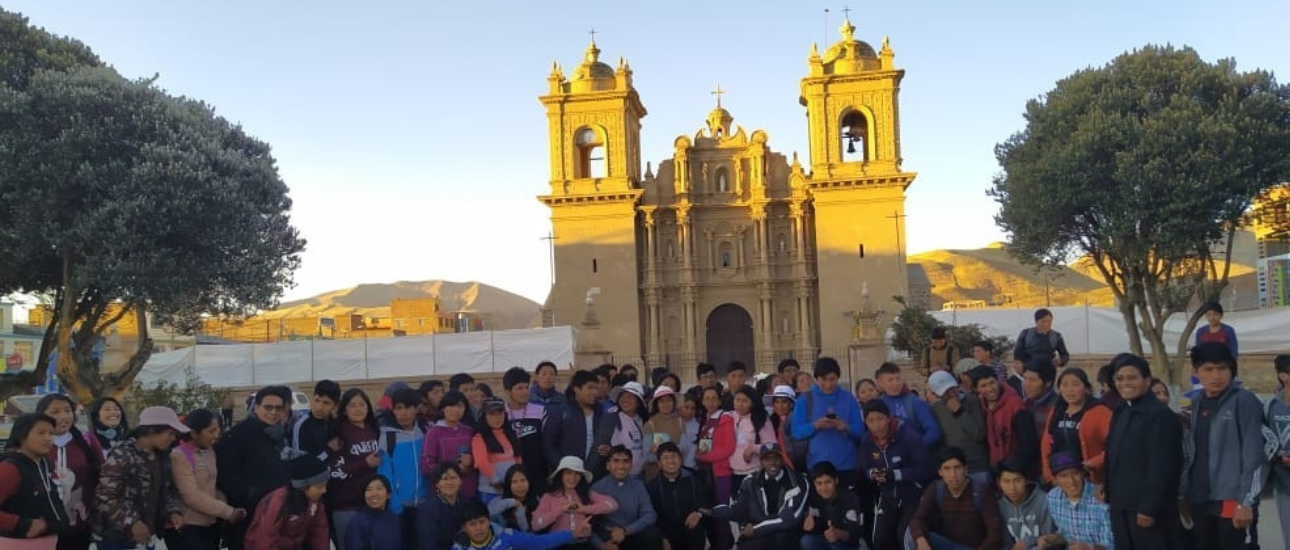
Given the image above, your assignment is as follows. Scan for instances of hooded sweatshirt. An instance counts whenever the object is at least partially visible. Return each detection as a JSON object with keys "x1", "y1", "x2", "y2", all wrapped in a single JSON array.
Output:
[
  {"x1": 880, "y1": 390, "x2": 943, "y2": 448},
  {"x1": 471, "y1": 427, "x2": 519, "y2": 496},
  {"x1": 931, "y1": 391, "x2": 989, "y2": 473},
  {"x1": 983, "y1": 389, "x2": 1039, "y2": 477},
  {"x1": 790, "y1": 386, "x2": 865, "y2": 470},
  {"x1": 697, "y1": 411, "x2": 736, "y2": 477},
  {"x1": 421, "y1": 420, "x2": 478, "y2": 499},
  {"x1": 330, "y1": 421, "x2": 381, "y2": 511},
  {"x1": 1267, "y1": 388, "x2": 1290, "y2": 495},
  {"x1": 998, "y1": 483, "x2": 1055, "y2": 548},
  {"x1": 0, "y1": 453, "x2": 67, "y2": 538},
  {"x1": 1186, "y1": 383, "x2": 1266, "y2": 508},
  {"x1": 377, "y1": 417, "x2": 427, "y2": 513}
]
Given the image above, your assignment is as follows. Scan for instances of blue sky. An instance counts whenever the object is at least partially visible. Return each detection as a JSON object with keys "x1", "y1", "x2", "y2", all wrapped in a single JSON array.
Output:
[{"x1": 6, "y1": 0, "x2": 1288, "y2": 305}]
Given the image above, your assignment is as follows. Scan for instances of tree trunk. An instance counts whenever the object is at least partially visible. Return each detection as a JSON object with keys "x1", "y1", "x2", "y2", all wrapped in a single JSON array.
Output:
[
  {"x1": 105, "y1": 303, "x2": 153, "y2": 400},
  {"x1": 54, "y1": 255, "x2": 97, "y2": 404},
  {"x1": 0, "y1": 303, "x2": 60, "y2": 400}
]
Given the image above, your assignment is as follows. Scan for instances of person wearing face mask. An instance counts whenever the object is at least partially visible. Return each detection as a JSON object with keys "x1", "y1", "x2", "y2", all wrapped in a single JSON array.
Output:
[
  {"x1": 36, "y1": 393, "x2": 99, "y2": 550},
  {"x1": 85, "y1": 397, "x2": 130, "y2": 460},
  {"x1": 216, "y1": 385, "x2": 295, "y2": 550},
  {"x1": 0, "y1": 413, "x2": 68, "y2": 542},
  {"x1": 93, "y1": 407, "x2": 189, "y2": 550}
]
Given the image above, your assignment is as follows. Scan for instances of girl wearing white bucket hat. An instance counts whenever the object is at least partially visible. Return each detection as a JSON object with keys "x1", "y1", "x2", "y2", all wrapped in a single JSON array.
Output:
[{"x1": 532, "y1": 457, "x2": 618, "y2": 537}]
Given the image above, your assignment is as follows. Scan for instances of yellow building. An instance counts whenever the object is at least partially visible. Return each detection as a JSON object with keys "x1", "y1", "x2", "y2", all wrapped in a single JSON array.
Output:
[
  {"x1": 199, "y1": 296, "x2": 451, "y2": 342},
  {"x1": 540, "y1": 18, "x2": 915, "y2": 370}
]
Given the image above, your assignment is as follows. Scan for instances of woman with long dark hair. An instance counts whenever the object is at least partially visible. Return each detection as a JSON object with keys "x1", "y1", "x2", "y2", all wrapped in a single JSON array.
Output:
[
  {"x1": 85, "y1": 397, "x2": 129, "y2": 459},
  {"x1": 36, "y1": 394, "x2": 98, "y2": 550},
  {"x1": 342, "y1": 475, "x2": 400, "y2": 550},
  {"x1": 726, "y1": 386, "x2": 775, "y2": 495},
  {"x1": 329, "y1": 388, "x2": 381, "y2": 550},
  {"x1": 1040, "y1": 367, "x2": 1112, "y2": 484},
  {"x1": 471, "y1": 398, "x2": 520, "y2": 501},
  {"x1": 0, "y1": 413, "x2": 66, "y2": 542},
  {"x1": 695, "y1": 386, "x2": 734, "y2": 550},
  {"x1": 244, "y1": 455, "x2": 330, "y2": 550},
  {"x1": 487, "y1": 464, "x2": 539, "y2": 531},
  {"x1": 165, "y1": 409, "x2": 245, "y2": 550},
  {"x1": 532, "y1": 457, "x2": 616, "y2": 550}
]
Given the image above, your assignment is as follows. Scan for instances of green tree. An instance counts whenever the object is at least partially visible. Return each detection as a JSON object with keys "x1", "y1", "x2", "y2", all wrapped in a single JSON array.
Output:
[
  {"x1": 889, "y1": 297, "x2": 1013, "y2": 367},
  {"x1": 990, "y1": 45, "x2": 1290, "y2": 383},
  {"x1": 131, "y1": 366, "x2": 229, "y2": 416},
  {"x1": 0, "y1": 23, "x2": 305, "y2": 401}
]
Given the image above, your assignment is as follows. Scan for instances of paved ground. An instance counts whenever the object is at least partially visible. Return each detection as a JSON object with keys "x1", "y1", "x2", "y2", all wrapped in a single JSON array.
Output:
[{"x1": 1260, "y1": 493, "x2": 1283, "y2": 549}]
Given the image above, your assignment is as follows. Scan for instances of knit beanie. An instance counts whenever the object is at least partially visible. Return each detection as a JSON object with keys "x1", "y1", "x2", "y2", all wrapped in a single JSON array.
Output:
[{"x1": 290, "y1": 455, "x2": 329, "y2": 489}]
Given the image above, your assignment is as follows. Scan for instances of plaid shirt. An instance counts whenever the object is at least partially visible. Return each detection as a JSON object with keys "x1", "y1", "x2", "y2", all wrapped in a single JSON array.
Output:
[{"x1": 1047, "y1": 481, "x2": 1115, "y2": 550}]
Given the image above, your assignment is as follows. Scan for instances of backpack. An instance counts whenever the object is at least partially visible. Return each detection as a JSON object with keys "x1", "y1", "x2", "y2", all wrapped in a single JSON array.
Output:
[
  {"x1": 1018, "y1": 328, "x2": 1059, "y2": 362},
  {"x1": 933, "y1": 479, "x2": 982, "y2": 509}
]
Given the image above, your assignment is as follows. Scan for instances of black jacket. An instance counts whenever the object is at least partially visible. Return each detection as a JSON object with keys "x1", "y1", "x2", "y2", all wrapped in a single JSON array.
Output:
[
  {"x1": 542, "y1": 402, "x2": 612, "y2": 477},
  {"x1": 1105, "y1": 394, "x2": 1183, "y2": 519},
  {"x1": 417, "y1": 493, "x2": 475, "y2": 550},
  {"x1": 289, "y1": 411, "x2": 335, "y2": 462},
  {"x1": 216, "y1": 416, "x2": 293, "y2": 510},
  {"x1": 803, "y1": 488, "x2": 864, "y2": 544},
  {"x1": 0, "y1": 454, "x2": 66, "y2": 539},
  {"x1": 714, "y1": 469, "x2": 809, "y2": 539},
  {"x1": 647, "y1": 469, "x2": 712, "y2": 529}
]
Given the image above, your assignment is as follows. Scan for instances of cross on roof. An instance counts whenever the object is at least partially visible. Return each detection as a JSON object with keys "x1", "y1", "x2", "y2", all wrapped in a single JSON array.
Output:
[
  {"x1": 712, "y1": 84, "x2": 726, "y2": 108},
  {"x1": 588, "y1": 28, "x2": 597, "y2": 44},
  {"x1": 842, "y1": 6, "x2": 852, "y2": 19}
]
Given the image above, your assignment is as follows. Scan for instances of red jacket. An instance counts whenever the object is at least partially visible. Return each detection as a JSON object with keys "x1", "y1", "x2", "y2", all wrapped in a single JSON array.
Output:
[
  {"x1": 697, "y1": 412, "x2": 735, "y2": 477},
  {"x1": 984, "y1": 388, "x2": 1039, "y2": 476},
  {"x1": 245, "y1": 487, "x2": 329, "y2": 550}
]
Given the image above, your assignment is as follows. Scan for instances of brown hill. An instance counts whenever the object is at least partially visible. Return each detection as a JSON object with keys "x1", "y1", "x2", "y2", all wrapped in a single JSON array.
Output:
[
  {"x1": 913, "y1": 234, "x2": 1259, "y2": 311},
  {"x1": 269, "y1": 280, "x2": 541, "y2": 330}
]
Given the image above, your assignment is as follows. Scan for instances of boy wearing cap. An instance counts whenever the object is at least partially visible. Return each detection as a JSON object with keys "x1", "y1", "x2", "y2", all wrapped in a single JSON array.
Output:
[
  {"x1": 713, "y1": 443, "x2": 809, "y2": 550},
  {"x1": 921, "y1": 327, "x2": 960, "y2": 377},
  {"x1": 95, "y1": 406, "x2": 189, "y2": 549},
  {"x1": 1046, "y1": 452, "x2": 1113, "y2": 550},
  {"x1": 927, "y1": 371, "x2": 989, "y2": 483},
  {"x1": 590, "y1": 446, "x2": 663, "y2": 550}
]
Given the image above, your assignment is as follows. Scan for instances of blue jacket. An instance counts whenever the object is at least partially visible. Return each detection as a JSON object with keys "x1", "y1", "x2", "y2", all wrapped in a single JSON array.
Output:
[
  {"x1": 879, "y1": 391, "x2": 943, "y2": 448},
  {"x1": 451, "y1": 522, "x2": 574, "y2": 550},
  {"x1": 377, "y1": 420, "x2": 427, "y2": 513},
  {"x1": 344, "y1": 507, "x2": 402, "y2": 550},
  {"x1": 857, "y1": 420, "x2": 933, "y2": 508},
  {"x1": 790, "y1": 386, "x2": 865, "y2": 469}
]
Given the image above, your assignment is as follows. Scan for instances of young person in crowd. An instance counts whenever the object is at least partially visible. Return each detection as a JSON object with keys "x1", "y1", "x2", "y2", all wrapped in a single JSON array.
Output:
[
  {"x1": 970, "y1": 366, "x2": 1039, "y2": 478},
  {"x1": 1014, "y1": 308, "x2": 1070, "y2": 368},
  {"x1": 646, "y1": 443, "x2": 711, "y2": 550},
  {"x1": 643, "y1": 385, "x2": 684, "y2": 481},
  {"x1": 604, "y1": 382, "x2": 648, "y2": 478},
  {"x1": 330, "y1": 388, "x2": 382, "y2": 549},
  {"x1": 245, "y1": 455, "x2": 331, "y2": 550},
  {"x1": 474, "y1": 398, "x2": 521, "y2": 502},
  {"x1": 713, "y1": 442, "x2": 809, "y2": 550},
  {"x1": 972, "y1": 340, "x2": 1009, "y2": 386},
  {"x1": 291, "y1": 380, "x2": 341, "y2": 461},
  {"x1": 1095, "y1": 364, "x2": 1123, "y2": 411},
  {"x1": 921, "y1": 327, "x2": 960, "y2": 376},
  {"x1": 218, "y1": 385, "x2": 294, "y2": 550},
  {"x1": 696, "y1": 385, "x2": 735, "y2": 550},
  {"x1": 720, "y1": 361, "x2": 749, "y2": 410},
  {"x1": 1046, "y1": 452, "x2": 1113, "y2": 550},
  {"x1": 926, "y1": 371, "x2": 989, "y2": 484},
  {"x1": 1268, "y1": 354, "x2": 1290, "y2": 548},
  {"x1": 449, "y1": 374, "x2": 481, "y2": 429},
  {"x1": 765, "y1": 385, "x2": 807, "y2": 471},
  {"x1": 0, "y1": 413, "x2": 66, "y2": 542},
  {"x1": 679, "y1": 394, "x2": 701, "y2": 470},
  {"x1": 778, "y1": 359, "x2": 801, "y2": 387},
  {"x1": 876, "y1": 362, "x2": 942, "y2": 448},
  {"x1": 995, "y1": 457, "x2": 1054, "y2": 550},
  {"x1": 419, "y1": 463, "x2": 477, "y2": 550},
  {"x1": 795, "y1": 372, "x2": 816, "y2": 396},
  {"x1": 343, "y1": 475, "x2": 401, "y2": 550},
  {"x1": 531, "y1": 361, "x2": 567, "y2": 409},
  {"x1": 619, "y1": 364, "x2": 640, "y2": 383},
  {"x1": 94, "y1": 406, "x2": 187, "y2": 550},
  {"x1": 590, "y1": 367, "x2": 615, "y2": 415},
  {"x1": 1021, "y1": 361, "x2": 1058, "y2": 447},
  {"x1": 1040, "y1": 368, "x2": 1111, "y2": 485},
  {"x1": 656, "y1": 371, "x2": 683, "y2": 394},
  {"x1": 543, "y1": 371, "x2": 613, "y2": 481},
  {"x1": 590, "y1": 446, "x2": 663, "y2": 550},
  {"x1": 1104, "y1": 353, "x2": 1182, "y2": 550},
  {"x1": 685, "y1": 363, "x2": 722, "y2": 414},
  {"x1": 858, "y1": 400, "x2": 931, "y2": 550},
  {"x1": 854, "y1": 379, "x2": 879, "y2": 404},
  {"x1": 489, "y1": 465, "x2": 539, "y2": 532},
  {"x1": 533, "y1": 457, "x2": 618, "y2": 550},
  {"x1": 85, "y1": 397, "x2": 129, "y2": 459},
  {"x1": 422, "y1": 390, "x2": 479, "y2": 500},
  {"x1": 374, "y1": 382, "x2": 411, "y2": 427},
  {"x1": 727, "y1": 386, "x2": 777, "y2": 494},
  {"x1": 503, "y1": 367, "x2": 548, "y2": 490},
  {"x1": 454, "y1": 500, "x2": 590, "y2": 550},
  {"x1": 1194, "y1": 302, "x2": 1238, "y2": 357},
  {"x1": 801, "y1": 461, "x2": 865, "y2": 550},
  {"x1": 1184, "y1": 342, "x2": 1264, "y2": 549},
  {"x1": 791, "y1": 358, "x2": 865, "y2": 488},
  {"x1": 378, "y1": 387, "x2": 429, "y2": 547},
  {"x1": 419, "y1": 380, "x2": 446, "y2": 425},
  {"x1": 908, "y1": 447, "x2": 1003, "y2": 550},
  {"x1": 168, "y1": 409, "x2": 246, "y2": 550},
  {"x1": 37, "y1": 393, "x2": 99, "y2": 550}
]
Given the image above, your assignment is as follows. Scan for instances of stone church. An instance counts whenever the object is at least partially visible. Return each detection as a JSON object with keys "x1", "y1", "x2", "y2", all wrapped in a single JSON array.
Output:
[{"x1": 539, "y1": 18, "x2": 916, "y2": 372}]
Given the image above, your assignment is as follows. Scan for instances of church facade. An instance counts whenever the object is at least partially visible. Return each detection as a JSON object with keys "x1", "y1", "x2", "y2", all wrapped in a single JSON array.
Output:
[{"x1": 539, "y1": 19, "x2": 917, "y2": 371}]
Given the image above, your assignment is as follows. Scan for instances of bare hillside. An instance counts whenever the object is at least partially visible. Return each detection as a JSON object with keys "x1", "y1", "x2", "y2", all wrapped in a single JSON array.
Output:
[{"x1": 269, "y1": 280, "x2": 541, "y2": 330}]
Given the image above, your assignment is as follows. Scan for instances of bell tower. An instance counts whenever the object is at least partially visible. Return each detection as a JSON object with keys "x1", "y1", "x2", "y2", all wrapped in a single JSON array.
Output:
[
  {"x1": 799, "y1": 16, "x2": 917, "y2": 351},
  {"x1": 538, "y1": 38, "x2": 647, "y2": 360}
]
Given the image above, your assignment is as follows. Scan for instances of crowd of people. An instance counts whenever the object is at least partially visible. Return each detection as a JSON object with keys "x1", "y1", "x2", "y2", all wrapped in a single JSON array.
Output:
[{"x1": 1, "y1": 304, "x2": 1288, "y2": 550}]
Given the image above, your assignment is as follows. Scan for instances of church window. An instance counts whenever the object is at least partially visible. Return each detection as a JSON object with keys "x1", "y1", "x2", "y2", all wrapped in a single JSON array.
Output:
[
  {"x1": 575, "y1": 127, "x2": 607, "y2": 178},
  {"x1": 840, "y1": 111, "x2": 870, "y2": 162},
  {"x1": 718, "y1": 241, "x2": 734, "y2": 268},
  {"x1": 592, "y1": 258, "x2": 598, "y2": 273}
]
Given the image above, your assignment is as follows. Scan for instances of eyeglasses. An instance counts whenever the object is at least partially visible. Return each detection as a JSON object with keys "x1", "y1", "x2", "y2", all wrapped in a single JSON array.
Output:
[{"x1": 259, "y1": 404, "x2": 285, "y2": 412}]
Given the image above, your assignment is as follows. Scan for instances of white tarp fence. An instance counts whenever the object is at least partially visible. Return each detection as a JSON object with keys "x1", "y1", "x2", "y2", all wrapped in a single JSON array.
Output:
[
  {"x1": 137, "y1": 326, "x2": 577, "y2": 387},
  {"x1": 929, "y1": 305, "x2": 1290, "y2": 355}
]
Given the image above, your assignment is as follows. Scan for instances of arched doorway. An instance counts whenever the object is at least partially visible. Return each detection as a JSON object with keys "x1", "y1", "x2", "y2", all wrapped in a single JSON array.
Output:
[{"x1": 706, "y1": 304, "x2": 754, "y2": 374}]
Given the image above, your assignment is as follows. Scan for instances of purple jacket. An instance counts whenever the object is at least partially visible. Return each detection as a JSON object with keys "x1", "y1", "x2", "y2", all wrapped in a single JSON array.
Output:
[{"x1": 420, "y1": 421, "x2": 478, "y2": 498}]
